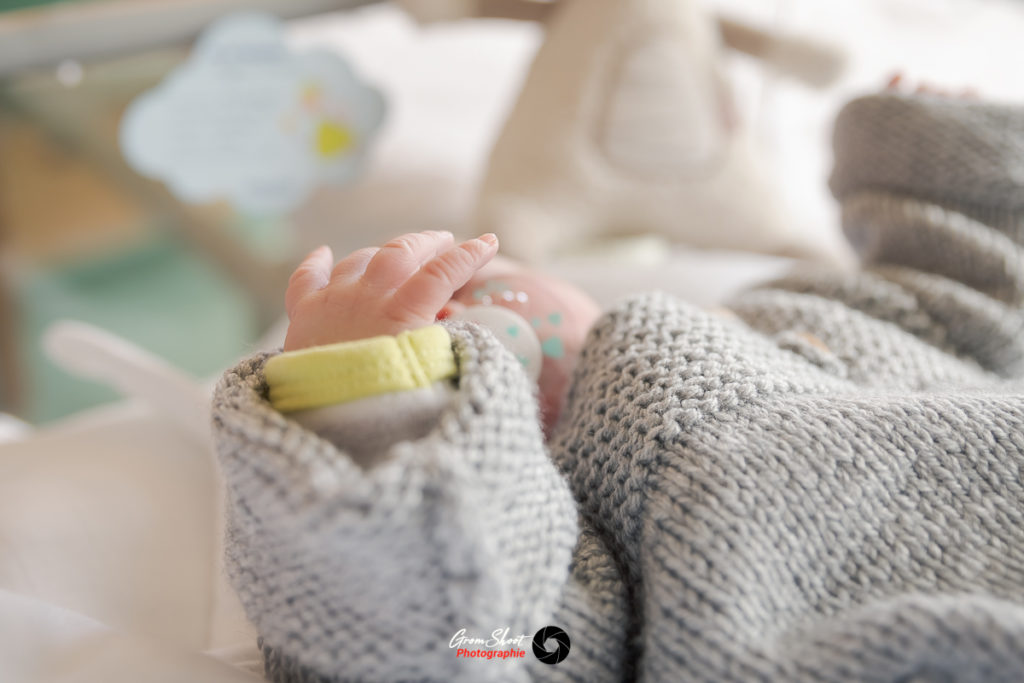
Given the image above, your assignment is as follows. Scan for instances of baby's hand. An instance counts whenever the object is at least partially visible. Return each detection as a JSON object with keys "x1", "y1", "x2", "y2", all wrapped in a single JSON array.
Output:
[{"x1": 283, "y1": 231, "x2": 499, "y2": 351}]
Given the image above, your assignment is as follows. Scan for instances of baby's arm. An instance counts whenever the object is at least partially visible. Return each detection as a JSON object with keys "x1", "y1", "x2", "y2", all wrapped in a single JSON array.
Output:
[
  {"x1": 282, "y1": 231, "x2": 496, "y2": 350},
  {"x1": 213, "y1": 232, "x2": 626, "y2": 682},
  {"x1": 269, "y1": 231, "x2": 498, "y2": 461}
]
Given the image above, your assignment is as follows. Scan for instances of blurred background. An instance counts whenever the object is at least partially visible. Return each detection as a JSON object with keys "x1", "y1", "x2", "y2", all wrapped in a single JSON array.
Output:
[
  {"x1": 0, "y1": 3, "x2": 1022, "y2": 676},
  {"x1": 0, "y1": 0, "x2": 1022, "y2": 428}
]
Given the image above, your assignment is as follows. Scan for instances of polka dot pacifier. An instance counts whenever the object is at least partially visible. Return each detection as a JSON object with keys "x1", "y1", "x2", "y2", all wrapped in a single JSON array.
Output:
[
  {"x1": 446, "y1": 266, "x2": 601, "y2": 433},
  {"x1": 452, "y1": 305, "x2": 543, "y2": 383}
]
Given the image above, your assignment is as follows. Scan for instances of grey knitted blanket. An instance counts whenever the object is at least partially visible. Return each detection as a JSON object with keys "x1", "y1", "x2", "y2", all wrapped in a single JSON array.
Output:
[{"x1": 212, "y1": 93, "x2": 1024, "y2": 682}]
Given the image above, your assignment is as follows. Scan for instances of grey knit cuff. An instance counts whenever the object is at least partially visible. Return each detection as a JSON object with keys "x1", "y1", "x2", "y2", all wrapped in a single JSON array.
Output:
[
  {"x1": 259, "y1": 639, "x2": 333, "y2": 683},
  {"x1": 259, "y1": 639, "x2": 349, "y2": 683},
  {"x1": 829, "y1": 94, "x2": 1024, "y2": 219}
]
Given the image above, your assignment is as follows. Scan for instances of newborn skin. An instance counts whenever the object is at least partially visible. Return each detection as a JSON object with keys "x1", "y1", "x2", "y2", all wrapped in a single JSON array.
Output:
[{"x1": 282, "y1": 231, "x2": 600, "y2": 432}]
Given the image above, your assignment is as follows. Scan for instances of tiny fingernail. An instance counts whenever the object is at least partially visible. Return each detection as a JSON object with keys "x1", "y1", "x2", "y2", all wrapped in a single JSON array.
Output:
[{"x1": 480, "y1": 233, "x2": 498, "y2": 246}]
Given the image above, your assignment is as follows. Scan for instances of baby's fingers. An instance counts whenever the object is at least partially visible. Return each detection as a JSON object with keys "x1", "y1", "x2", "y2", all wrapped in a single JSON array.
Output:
[
  {"x1": 285, "y1": 245, "x2": 333, "y2": 321},
  {"x1": 360, "y1": 231, "x2": 456, "y2": 291},
  {"x1": 391, "y1": 234, "x2": 499, "y2": 320}
]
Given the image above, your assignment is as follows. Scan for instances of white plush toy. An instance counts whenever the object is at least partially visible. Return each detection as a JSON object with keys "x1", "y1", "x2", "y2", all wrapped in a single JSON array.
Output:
[{"x1": 400, "y1": 0, "x2": 845, "y2": 263}]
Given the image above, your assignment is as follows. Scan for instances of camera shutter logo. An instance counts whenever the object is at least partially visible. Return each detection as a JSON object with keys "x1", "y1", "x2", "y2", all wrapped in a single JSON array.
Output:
[{"x1": 532, "y1": 626, "x2": 571, "y2": 665}]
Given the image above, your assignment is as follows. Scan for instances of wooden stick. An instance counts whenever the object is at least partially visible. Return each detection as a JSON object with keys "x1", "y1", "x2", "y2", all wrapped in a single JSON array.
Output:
[
  {"x1": 476, "y1": 0, "x2": 556, "y2": 22},
  {"x1": 0, "y1": 0, "x2": 384, "y2": 78}
]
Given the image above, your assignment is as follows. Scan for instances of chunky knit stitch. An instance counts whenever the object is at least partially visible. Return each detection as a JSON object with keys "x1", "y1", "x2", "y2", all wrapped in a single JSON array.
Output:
[{"x1": 213, "y1": 93, "x2": 1024, "y2": 682}]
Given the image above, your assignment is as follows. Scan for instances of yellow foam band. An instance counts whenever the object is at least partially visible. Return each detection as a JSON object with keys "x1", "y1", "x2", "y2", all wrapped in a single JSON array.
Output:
[{"x1": 265, "y1": 325, "x2": 457, "y2": 413}]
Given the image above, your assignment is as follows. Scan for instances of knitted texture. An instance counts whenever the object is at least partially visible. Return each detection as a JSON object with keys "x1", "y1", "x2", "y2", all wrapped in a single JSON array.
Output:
[
  {"x1": 829, "y1": 94, "x2": 1024, "y2": 221},
  {"x1": 213, "y1": 93, "x2": 1024, "y2": 681},
  {"x1": 214, "y1": 321, "x2": 584, "y2": 682}
]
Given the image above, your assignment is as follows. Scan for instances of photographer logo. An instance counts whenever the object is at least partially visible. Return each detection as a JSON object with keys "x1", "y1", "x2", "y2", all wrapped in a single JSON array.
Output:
[{"x1": 449, "y1": 625, "x2": 571, "y2": 665}]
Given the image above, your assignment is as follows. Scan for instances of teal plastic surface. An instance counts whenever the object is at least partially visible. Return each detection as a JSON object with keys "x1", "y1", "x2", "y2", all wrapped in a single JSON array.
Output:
[
  {"x1": 16, "y1": 235, "x2": 259, "y2": 424},
  {"x1": 0, "y1": 0, "x2": 73, "y2": 13}
]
